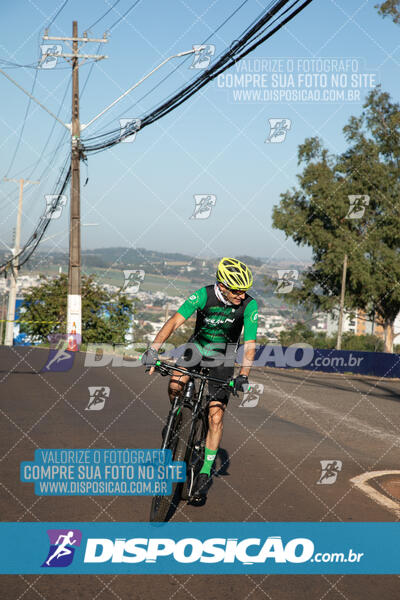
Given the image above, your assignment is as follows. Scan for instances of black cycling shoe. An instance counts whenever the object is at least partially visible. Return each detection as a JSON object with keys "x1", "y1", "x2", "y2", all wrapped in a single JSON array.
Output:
[{"x1": 191, "y1": 473, "x2": 211, "y2": 503}]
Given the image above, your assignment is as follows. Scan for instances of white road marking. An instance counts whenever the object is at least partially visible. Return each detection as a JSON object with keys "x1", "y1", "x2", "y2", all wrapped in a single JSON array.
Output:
[
  {"x1": 350, "y1": 471, "x2": 400, "y2": 517},
  {"x1": 260, "y1": 384, "x2": 400, "y2": 446}
]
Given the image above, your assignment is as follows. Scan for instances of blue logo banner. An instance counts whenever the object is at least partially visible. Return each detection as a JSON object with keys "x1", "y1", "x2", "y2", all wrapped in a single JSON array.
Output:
[{"x1": 0, "y1": 522, "x2": 398, "y2": 574}]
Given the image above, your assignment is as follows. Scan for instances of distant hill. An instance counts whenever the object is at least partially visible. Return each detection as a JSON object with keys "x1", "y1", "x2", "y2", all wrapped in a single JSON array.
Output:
[
  {"x1": 82, "y1": 247, "x2": 194, "y2": 266},
  {"x1": 235, "y1": 255, "x2": 263, "y2": 267},
  {"x1": 5, "y1": 245, "x2": 308, "y2": 273}
]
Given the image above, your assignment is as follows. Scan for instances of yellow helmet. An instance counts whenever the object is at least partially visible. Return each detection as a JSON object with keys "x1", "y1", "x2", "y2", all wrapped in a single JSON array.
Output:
[{"x1": 216, "y1": 257, "x2": 253, "y2": 290}]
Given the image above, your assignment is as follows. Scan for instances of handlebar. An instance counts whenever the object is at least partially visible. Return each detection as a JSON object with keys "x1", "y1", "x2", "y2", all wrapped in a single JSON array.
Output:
[{"x1": 153, "y1": 359, "x2": 236, "y2": 390}]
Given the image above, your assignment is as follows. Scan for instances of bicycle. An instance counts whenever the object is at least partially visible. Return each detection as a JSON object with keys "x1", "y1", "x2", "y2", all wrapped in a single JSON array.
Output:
[{"x1": 148, "y1": 359, "x2": 237, "y2": 522}]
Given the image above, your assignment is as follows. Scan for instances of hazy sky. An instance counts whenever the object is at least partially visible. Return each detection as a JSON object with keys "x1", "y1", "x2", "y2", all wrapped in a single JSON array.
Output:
[{"x1": 0, "y1": 0, "x2": 399, "y2": 270}]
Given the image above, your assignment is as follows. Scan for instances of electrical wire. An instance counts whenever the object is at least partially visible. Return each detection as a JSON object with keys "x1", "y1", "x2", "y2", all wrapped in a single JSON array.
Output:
[
  {"x1": 4, "y1": 69, "x2": 39, "y2": 177},
  {"x1": 27, "y1": 78, "x2": 71, "y2": 180},
  {"x1": 107, "y1": 0, "x2": 142, "y2": 32},
  {"x1": 0, "y1": 0, "x2": 314, "y2": 271},
  {"x1": 82, "y1": 0, "x2": 313, "y2": 152},
  {"x1": 46, "y1": 0, "x2": 70, "y2": 29},
  {"x1": 0, "y1": 158, "x2": 71, "y2": 272},
  {"x1": 85, "y1": 0, "x2": 253, "y2": 139},
  {"x1": 87, "y1": 0, "x2": 121, "y2": 31},
  {"x1": 0, "y1": 0, "x2": 71, "y2": 269}
]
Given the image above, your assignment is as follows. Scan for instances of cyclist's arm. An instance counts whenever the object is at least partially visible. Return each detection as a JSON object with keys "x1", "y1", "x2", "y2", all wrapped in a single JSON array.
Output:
[
  {"x1": 239, "y1": 339, "x2": 256, "y2": 377},
  {"x1": 150, "y1": 287, "x2": 207, "y2": 351},
  {"x1": 150, "y1": 312, "x2": 186, "y2": 351},
  {"x1": 240, "y1": 299, "x2": 258, "y2": 376}
]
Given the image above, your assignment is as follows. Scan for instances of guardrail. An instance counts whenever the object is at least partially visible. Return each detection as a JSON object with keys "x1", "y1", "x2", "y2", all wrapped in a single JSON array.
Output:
[{"x1": 237, "y1": 344, "x2": 400, "y2": 379}]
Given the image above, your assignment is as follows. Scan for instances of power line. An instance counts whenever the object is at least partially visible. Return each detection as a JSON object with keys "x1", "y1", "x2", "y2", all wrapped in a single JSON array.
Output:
[
  {"x1": 46, "y1": 0, "x2": 70, "y2": 29},
  {"x1": 5, "y1": 69, "x2": 39, "y2": 177},
  {"x1": 82, "y1": 0, "x2": 313, "y2": 152},
  {"x1": 86, "y1": 0, "x2": 252, "y2": 139},
  {"x1": 87, "y1": 0, "x2": 121, "y2": 31},
  {"x1": 0, "y1": 159, "x2": 71, "y2": 272},
  {"x1": 0, "y1": 0, "x2": 314, "y2": 271},
  {"x1": 27, "y1": 78, "x2": 71, "y2": 180},
  {"x1": 0, "y1": 82, "x2": 70, "y2": 212},
  {"x1": 81, "y1": 44, "x2": 101, "y2": 96},
  {"x1": 108, "y1": 0, "x2": 143, "y2": 32}
]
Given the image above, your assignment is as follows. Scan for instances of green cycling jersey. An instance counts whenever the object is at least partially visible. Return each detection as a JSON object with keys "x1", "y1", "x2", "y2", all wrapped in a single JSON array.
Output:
[{"x1": 177, "y1": 284, "x2": 258, "y2": 355}]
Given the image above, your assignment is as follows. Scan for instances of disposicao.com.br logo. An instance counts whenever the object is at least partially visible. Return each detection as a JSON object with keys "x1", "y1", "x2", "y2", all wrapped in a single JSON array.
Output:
[
  {"x1": 83, "y1": 536, "x2": 363, "y2": 566},
  {"x1": 26, "y1": 524, "x2": 375, "y2": 574}
]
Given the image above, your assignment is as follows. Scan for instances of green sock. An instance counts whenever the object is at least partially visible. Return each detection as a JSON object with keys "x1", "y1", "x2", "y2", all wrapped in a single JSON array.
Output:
[{"x1": 199, "y1": 447, "x2": 217, "y2": 476}]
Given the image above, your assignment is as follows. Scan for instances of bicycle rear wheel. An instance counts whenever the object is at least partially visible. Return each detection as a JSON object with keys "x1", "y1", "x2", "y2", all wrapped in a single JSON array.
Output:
[{"x1": 149, "y1": 405, "x2": 192, "y2": 522}]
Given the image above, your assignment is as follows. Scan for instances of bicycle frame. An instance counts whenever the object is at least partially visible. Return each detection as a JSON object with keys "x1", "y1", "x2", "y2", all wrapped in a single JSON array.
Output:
[
  {"x1": 156, "y1": 360, "x2": 234, "y2": 453},
  {"x1": 160, "y1": 371, "x2": 204, "y2": 452},
  {"x1": 149, "y1": 360, "x2": 236, "y2": 519}
]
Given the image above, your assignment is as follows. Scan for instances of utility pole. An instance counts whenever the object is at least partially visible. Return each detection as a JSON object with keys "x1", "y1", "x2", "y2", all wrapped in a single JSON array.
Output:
[
  {"x1": 3, "y1": 178, "x2": 39, "y2": 346},
  {"x1": 42, "y1": 23, "x2": 107, "y2": 343},
  {"x1": 336, "y1": 253, "x2": 348, "y2": 350},
  {"x1": 1, "y1": 33, "x2": 194, "y2": 346},
  {"x1": 0, "y1": 291, "x2": 6, "y2": 344},
  {"x1": 68, "y1": 20, "x2": 82, "y2": 342}
]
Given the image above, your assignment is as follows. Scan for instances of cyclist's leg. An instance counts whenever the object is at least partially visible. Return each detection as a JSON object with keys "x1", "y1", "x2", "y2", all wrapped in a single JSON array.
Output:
[
  {"x1": 205, "y1": 400, "x2": 226, "y2": 451},
  {"x1": 196, "y1": 364, "x2": 234, "y2": 488},
  {"x1": 168, "y1": 371, "x2": 189, "y2": 403},
  {"x1": 205, "y1": 362, "x2": 235, "y2": 449},
  {"x1": 169, "y1": 343, "x2": 202, "y2": 403}
]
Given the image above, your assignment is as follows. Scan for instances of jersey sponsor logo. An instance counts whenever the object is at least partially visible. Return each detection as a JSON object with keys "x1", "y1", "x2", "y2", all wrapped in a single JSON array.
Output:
[
  {"x1": 204, "y1": 316, "x2": 235, "y2": 326},
  {"x1": 250, "y1": 310, "x2": 258, "y2": 322},
  {"x1": 188, "y1": 293, "x2": 199, "y2": 304}
]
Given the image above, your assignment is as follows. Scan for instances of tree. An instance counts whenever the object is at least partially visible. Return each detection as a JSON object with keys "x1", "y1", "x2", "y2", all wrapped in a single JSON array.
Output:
[
  {"x1": 20, "y1": 274, "x2": 133, "y2": 344},
  {"x1": 272, "y1": 88, "x2": 400, "y2": 352},
  {"x1": 279, "y1": 322, "x2": 384, "y2": 352},
  {"x1": 376, "y1": 0, "x2": 400, "y2": 23}
]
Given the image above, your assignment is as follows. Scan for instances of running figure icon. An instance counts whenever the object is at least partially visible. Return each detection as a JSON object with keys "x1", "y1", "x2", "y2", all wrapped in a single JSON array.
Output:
[
  {"x1": 44, "y1": 346, "x2": 71, "y2": 371},
  {"x1": 45, "y1": 531, "x2": 77, "y2": 566}
]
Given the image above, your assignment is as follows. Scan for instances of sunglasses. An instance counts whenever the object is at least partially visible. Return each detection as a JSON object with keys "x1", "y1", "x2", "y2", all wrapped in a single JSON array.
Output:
[{"x1": 227, "y1": 288, "x2": 247, "y2": 296}]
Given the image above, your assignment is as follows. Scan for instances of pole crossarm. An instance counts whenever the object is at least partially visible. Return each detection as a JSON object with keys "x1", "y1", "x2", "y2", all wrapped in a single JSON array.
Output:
[
  {"x1": 83, "y1": 48, "x2": 196, "y2": 130},
  {"x1": 43, "y1": 35, "x2": 108, "y2": 43},
  {"x1": 45, "y1": 53, "x2": 108, "y2": 60},
  {"x1": 3, "y1": 177, "x2": 40, "y2": 185}
]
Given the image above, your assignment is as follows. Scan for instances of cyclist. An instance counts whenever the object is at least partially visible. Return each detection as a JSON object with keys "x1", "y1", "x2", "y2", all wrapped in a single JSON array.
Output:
[{"x1": 142, "y1": 257, "x2": 258, "y2": 502}]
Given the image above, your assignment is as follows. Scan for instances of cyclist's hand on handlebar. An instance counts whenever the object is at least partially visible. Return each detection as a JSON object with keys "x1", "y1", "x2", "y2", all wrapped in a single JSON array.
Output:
[
  {"x1": 141, "y1": 347, "x2": 158, "y2": 374},
  {"x1": 232, "y1": 374, "x2": 249, "y2": 395}
]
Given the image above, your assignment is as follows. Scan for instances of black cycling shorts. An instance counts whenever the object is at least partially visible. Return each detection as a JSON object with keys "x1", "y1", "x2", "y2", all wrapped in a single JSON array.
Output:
[{"x1": 175, "y1": 343, "x2": 235, "y2": 405}]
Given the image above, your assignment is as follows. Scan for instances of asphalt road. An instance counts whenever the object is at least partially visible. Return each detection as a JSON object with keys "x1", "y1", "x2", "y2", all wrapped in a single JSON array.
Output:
[{"x1": 0, "y1": 346, "x2": 399, "y2": 599}]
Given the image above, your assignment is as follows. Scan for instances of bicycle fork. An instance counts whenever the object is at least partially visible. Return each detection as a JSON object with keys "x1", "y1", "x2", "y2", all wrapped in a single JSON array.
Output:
[{"x1": 161, "y1": 380, "x2": 196, "y2": 450}]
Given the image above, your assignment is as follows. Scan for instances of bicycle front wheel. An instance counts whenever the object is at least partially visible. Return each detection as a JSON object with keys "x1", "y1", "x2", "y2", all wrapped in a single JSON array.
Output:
[
  {"x1": 181, "y1": 414, "x2": 205, "y2": 501},
  {"x1": 149, "y1": 405, "x2": 192, "y2": 522}
]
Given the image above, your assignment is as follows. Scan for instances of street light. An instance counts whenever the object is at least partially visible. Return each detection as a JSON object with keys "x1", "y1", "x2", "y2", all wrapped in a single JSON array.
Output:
[{"x1": 82, "y1": 49, "x2": 197, "y2": 130}]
